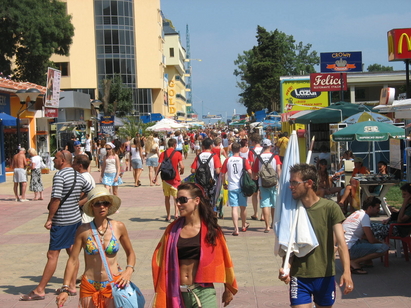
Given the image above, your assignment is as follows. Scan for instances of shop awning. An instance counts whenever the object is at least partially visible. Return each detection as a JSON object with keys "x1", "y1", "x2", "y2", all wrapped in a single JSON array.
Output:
[{"x1": 0, "y1": 112, "x2": 17, "y2": 126}]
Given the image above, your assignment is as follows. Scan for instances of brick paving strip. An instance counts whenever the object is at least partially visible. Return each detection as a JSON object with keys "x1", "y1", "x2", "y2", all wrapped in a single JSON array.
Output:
[{"x1": 0, "y1": 153, "x2": 410, "y2": 307}]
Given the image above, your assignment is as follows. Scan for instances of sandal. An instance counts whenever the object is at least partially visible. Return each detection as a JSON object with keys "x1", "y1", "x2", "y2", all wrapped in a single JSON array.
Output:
[
  {"x1": 251, "y1": 215, "x2": 258, "y2": 220},
  {"x1": 20, "y1": 291, "x2": 45, "y2": 301},
  {"x1": 232, "y1": 231, "x2": 239, "y2": 236},
  {"x1": 350, "y1": 267, "x2": 367, "y2": 275},
  {"x1": 56, "y1": 288, "x2": 77, "y2": 296},
  {"x1": 241, "y1": 223, "x2": 250, "y2": 232},
  {"x1": 264, "y1": 229, "x2": 270, "y2": 233}
]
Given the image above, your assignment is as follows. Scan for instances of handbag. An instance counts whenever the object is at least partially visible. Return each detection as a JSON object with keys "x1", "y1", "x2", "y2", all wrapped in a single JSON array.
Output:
[{"x1": 90, "y1": 221, "x2": 145, "y2": 308}]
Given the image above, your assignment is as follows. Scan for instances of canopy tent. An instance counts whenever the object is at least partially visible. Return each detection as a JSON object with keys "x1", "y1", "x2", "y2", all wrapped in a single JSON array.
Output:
[
  {"x1": 342, "y1": 111, "x2": 393, "y2": 125},
  {"x1": 0, "y1": 113, "x2": 17, "y2": 126},
  {"x1": 146, "y1": 118, "x2": 186, "y2": 132},
  {"x1": 293, "y1": 102, "x2": 375, "y2": 124}
]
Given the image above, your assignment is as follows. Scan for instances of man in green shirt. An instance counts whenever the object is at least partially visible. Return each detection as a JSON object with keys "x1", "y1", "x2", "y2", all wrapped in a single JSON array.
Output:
[{"x1": 279, "y1": 163, "x2": 353, "y2": 307}]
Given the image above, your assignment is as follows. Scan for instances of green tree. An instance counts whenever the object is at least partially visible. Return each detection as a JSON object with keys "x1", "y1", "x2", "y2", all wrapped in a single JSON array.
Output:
[
  {"x1": 234, "y1": 26, "x2": 319, "y2": 113},
  {"x1": 367, "y1": 63, "x2": 394, "y2": 72},
  {"x1": 0, "y1": 0, "x2": 74, "y2": 85},
  {"x1": 100, "y1": 74, "x2": 133, "y2": 116}
]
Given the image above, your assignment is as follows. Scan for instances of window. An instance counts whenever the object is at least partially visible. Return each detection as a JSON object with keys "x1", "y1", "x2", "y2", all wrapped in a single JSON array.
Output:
[
  {"x1": 169, "y1": 48, "x2": 174, "y2": 57},
  {"x1": 54, "y1": 62, "x2": 69, "y2": 76}
]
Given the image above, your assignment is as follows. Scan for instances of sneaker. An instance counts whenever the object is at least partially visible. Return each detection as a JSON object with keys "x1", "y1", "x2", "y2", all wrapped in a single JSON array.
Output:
[{"x1": 19, "y1": 199, "x2": 29, "y2": 202}]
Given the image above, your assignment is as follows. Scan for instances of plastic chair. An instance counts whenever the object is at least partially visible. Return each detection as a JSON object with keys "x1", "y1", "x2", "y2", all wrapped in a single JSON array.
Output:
[{"x1": 383, "y1": 222, "x2": 411, "y2": 267}]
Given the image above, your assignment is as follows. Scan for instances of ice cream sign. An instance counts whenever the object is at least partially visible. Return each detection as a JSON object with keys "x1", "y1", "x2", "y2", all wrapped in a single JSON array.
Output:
[{"x1": 320, "y1": 51, "x2": 362, "y2": 73}]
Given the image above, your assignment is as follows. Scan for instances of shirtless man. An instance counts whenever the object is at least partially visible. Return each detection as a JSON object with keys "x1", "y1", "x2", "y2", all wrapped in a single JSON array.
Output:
[{"x1": 12, "y1": 148, "x2": 28, "y2": 202}]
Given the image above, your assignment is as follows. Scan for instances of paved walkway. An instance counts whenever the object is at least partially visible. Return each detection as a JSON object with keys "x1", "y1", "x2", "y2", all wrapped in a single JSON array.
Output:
[{"x1": 0, "y1": 153, "x2": 410, "y2": 307}]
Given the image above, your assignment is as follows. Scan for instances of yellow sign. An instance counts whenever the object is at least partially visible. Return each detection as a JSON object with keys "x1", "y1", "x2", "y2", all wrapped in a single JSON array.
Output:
[
  {"x1": 281, "y1": 79, "x2": 329, "y2": 113},
  {"x1": 168, "y1": 80, "x2": 176, "y2": 115}
]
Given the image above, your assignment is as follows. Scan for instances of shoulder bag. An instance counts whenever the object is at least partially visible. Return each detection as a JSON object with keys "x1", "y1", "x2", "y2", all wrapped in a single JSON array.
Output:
[{"x1": 90, "y1": 221, "x2": 145, "y2": 308}]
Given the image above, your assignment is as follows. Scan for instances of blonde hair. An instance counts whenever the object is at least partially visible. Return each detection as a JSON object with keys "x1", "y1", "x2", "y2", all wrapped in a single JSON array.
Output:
[
  {"x1": 145, "y1": 136, "x2": 154, "y2": 153},
  {"x1": 28, "y1": 148, "x2": 37, "y2": 156}
]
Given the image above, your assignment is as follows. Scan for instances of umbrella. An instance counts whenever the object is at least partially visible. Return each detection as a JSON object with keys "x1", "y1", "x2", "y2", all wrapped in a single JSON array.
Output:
[
  {"x1": 294, "y1": 101, "x2": 375, "y2": 124},
  {"x1": 342, "y1": 111, "x2": 393, "y2": 125},
  {"x1": 0, "y1": 112, "x2": 17, "y2": 126},
  {"x1": 332, "y1": 120, "x2": 405, "y2": 142},
  {"x1": 146, "y1": 119, "x2": 186, "y2": 131},
  {"x1": 273, "y1": 130, "x2": 318, "y2": 275}
]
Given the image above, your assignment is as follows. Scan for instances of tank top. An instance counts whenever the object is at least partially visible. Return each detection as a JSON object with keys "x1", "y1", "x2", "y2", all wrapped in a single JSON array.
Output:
[
  {"x1": 131, "y1": 147, "x2": 141, "y2": 160},
  {"x1": 105, "y1": 157, "x2": 116, "y2": 173}
]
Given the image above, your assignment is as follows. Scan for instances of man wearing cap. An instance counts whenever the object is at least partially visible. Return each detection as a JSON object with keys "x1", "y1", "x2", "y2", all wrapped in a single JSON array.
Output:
[
  {"x1": 21, "y1": 150, "x2": 93, "y2": 301},
  {"x1": 252, "y1": 139, "x2": 282, "y2": 233}
]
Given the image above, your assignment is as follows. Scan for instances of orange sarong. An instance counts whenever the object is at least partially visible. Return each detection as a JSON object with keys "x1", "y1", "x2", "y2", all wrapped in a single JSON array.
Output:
[{"x1": 79, "y1": 275, "x2": 114, "y2": 308}]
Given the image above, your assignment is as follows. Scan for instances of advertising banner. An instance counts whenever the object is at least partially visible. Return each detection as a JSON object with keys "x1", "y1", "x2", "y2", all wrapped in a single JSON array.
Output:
[
  {"x1": 320, "y1": 52, "x2": 362, "y2": 72},
  {"x1": 44, "y1": 108, "x2": 58, "y2": 118},
  {"x1": 310, "y1": 73, "x2": 347, "y2": 91},
  {"x1": 44, "y1": 67, "x2": 61, "y2": 108},
  {"x1": 100, "y1": 116, "x2": 115, "y2": 137},
  {"x1": 281, "y1": 79, "x2": 329, "y2": 113},
  {"x1": 202, "y1": 114, "x2": 222, "y2": 119},
  {"x1": 388, "y1": 28, "x2": 411, "y2": 61}
]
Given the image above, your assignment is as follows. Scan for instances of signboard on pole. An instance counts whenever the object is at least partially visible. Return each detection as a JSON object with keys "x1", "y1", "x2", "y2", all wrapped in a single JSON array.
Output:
[
  {"x1": 310, "y1": 73, "x2": 347, "y2": 92},
  {"x1": 44, "y1": 108, "x2": 58, "y2": 118},
  {"x1": 44, "y1": 67, "x2": 61, "y2": 108},
  {"x1": 100, "y1": 116, "x2": 115, "y2": 137},
  {"x1": 320, "y1": 52, "x2": 362, "y2": 72},
  {"x1": 388, "y1": 28, "x2": 411, "y2": 61},
  {"x1": 202, "y1": 114, "x2": 222, "y2": 119}
]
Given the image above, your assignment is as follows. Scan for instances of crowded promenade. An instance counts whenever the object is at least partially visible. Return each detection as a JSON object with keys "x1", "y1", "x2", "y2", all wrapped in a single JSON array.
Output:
[{"x1": 1, "y1": 150, "x2": 410, "y2": 307}]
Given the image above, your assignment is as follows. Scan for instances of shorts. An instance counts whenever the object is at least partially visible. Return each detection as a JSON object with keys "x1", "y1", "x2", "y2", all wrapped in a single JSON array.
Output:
[
  {"x1": 13, "y1": 168, "x2": 27, "y2": 183},
  {"x1": 228, "y1": 188, "x2": 248, "y2": 207},
  {"x1": 290, "y1": 276, "x2": 335, "y2": 307},
  {"x1": 49, "y1": 221, "x2": 81, "y2": 250},
  {"x1": 181, "y1": 285, "x2": 217, "y2": 308},
  {"x1": 102, "y1": 172, "x2": 123, "y2": 186},
  {"x1": 260, "y1": 186, "x2": 277, "y2": 208},
  {"x1": 146, "y1": 157, "x2": 159, "y2": 167},
  {"x1": 131, "y1": 158, "x2": 143, "y2": 169},
  {"x1": 349, "y1": 239, "x2": 389, "y2": 260},
  {"x1": 162, "y1": 181, "x2": 178, "y2": 198}
]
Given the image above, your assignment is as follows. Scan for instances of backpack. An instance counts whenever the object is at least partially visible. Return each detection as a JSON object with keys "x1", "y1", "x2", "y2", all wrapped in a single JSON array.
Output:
[
  {"x1": 240, "y1": 158, "x2": 257, "y2": 197},
  {"x1": 257, "y1": 153, "x2": 278, "y2": 188},
  {"x1": 195, "y1": 153, "x2": 215, "y2": 188},
  {"x1": 160, "y1": 150, "x2": 176, "y2": 181}
]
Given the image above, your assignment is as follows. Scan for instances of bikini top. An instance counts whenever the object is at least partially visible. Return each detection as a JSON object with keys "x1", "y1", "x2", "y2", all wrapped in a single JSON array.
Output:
[
  {"x1": 177, "y1": 232, "x2": 200, "y2": 260},
  {"x1": 85, "y1": 221, "x2": 120, "y2": 255}
]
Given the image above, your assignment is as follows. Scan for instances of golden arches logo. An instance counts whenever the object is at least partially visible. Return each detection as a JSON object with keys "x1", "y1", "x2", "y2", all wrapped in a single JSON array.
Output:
[{"x1": 398, "y1": 32, "x2": 411, "y2": 55}]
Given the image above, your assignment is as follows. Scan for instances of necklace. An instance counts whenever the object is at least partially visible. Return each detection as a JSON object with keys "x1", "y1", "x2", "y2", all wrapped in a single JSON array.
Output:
[{"x1": 97, "y1": 221, "x2": 109, "y2": 238}]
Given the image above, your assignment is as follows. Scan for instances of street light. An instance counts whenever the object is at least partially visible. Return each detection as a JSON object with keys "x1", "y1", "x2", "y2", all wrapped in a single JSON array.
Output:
[
  {"x1": 15, "y1": 88, "x2": 41, "y2": 150},
  {"x1": 148, "y1": 112, "x2": 152, "y2": 123},
  {"x1": 91, "y1": 100, "x2": 102, "y2": 140}
]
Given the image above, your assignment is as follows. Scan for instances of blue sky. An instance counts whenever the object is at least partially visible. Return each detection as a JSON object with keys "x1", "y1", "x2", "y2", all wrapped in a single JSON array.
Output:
[{"x1": 160, "y1": 0, "x2": 411, "y2": 120}]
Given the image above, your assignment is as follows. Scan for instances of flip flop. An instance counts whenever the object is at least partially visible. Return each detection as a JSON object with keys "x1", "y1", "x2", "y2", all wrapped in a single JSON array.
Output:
[
  {"x1": 20, "y1": 291, "x2": 45, "y2": 301},
  {"x1": 251, "y1": 216, "x2": 258, "y2": 220},
  {"x1": 56, "y1": 288, "x2": 77, "y2": 296},
  {"x1": 350, "y1": 267, "x2": 367, "y2": 275},
  {"x1": 264, "y1": 229, "x2": 270, "y2": 233},
  {"x1": 242, "y1": 223, "x2": 250, "y2": 232},
  {"x1": 232, "y1": 231, "x2": 239, "y2": 236}
]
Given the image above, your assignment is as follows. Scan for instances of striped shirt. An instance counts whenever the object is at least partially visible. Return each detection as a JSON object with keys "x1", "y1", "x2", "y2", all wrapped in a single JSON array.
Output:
[{"x1": 51, "y1": 167, "x2": 93, "y2": 226}]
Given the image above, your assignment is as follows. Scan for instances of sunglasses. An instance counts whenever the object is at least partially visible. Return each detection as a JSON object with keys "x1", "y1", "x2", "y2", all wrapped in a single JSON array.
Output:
[
  {"x1": 93, "y1": 201, "x2": 111, "y2": 207},
  {"x1": 289, "y1": 180, "x2": 308, "y2": 187},
  {"x1": 176, "y1": 196, "x2": 195, "y2": 204}
]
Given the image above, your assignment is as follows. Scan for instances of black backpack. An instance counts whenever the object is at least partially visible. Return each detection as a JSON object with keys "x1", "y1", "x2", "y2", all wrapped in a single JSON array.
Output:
[
  {"x1": 195, "y1": 153, "x2": 215, "y2": 188},
  {"x1": 240, "y1": 158, "x2": 257, "y2": 197},
  {"x1": 160, "y1": 150, "x2": 177, "y2": 181}
]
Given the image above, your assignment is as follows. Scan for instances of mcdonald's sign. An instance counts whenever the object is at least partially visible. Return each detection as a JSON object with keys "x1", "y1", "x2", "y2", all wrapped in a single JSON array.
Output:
[{"x1": 388, "y1": 28, "x2": 411, "y2": 61}]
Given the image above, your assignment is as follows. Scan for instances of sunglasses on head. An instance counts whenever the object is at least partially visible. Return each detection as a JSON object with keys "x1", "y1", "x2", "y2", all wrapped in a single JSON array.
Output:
[
  {"x1": 93, "y1": 201, "x2": 111, "y2": 207},
  {"x1": 176, "y1": 196, "x2": 195, "y2": 204}
]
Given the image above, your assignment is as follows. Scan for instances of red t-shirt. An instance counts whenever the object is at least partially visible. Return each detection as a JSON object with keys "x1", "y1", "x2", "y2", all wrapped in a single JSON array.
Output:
[
  {"x1": 211, "y1": 147, "x2": 222, "y2": 157},
  {"x1": 159, "y1": 148, "x2": 183, "y2": 187}
]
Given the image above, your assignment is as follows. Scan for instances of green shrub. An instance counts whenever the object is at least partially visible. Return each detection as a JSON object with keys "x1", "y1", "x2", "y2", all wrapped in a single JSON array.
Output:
[{"x1": 385, "y1": 184, "x2": 403, "y2": 209}]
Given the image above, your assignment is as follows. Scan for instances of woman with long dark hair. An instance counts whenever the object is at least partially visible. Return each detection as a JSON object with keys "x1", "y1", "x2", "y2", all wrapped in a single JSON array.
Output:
[{"x1": 152, "y1": 183, "x2": 238, "y2": 307}]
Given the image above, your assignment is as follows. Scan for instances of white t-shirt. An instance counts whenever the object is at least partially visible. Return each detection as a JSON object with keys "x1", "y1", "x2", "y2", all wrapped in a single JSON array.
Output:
[
  {"x1": 195, "y1": 152, "x2": 217, "y2": 174},
  {"x1": 224, "y1": 156, "x2": 246, "y2": 190},
  {"x1": 85, "y1": 138, "x2": 91, "y2": 152},
  {"x1": 343, "y1": 209, "x2": 370, "y2": 249},
  {"x1": 31, "y1": 155, "x2": 43, "y2": 169}
]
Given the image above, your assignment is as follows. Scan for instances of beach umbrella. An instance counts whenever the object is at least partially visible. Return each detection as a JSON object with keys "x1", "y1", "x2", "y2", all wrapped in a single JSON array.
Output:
[
  {"x1": 342, "y1": 111, "x2": 393, "y2": 125},
  {"x1": 273, "y1": 131, "x2": 318, "y2": 275},
  {"x1": 332, "y1": 120, "x2": 405, "y2": 142}
]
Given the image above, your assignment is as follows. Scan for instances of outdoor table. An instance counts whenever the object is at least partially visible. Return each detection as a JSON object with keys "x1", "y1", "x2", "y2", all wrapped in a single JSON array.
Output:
[{"x1": 355, "y1": 177, "x2": 399, "y2": 216}]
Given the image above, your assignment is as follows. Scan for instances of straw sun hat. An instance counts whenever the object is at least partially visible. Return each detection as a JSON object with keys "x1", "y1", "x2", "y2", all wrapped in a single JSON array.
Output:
[{"x1": 83, "y1": 187, "x2": 121, "y2": 217}]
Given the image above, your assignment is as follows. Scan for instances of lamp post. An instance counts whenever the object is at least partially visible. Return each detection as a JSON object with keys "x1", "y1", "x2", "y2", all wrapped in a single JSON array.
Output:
[
  {"x1": 15, "y1": 88, "x2": 41, "y2": 151},
  {"x1": 148, "y1": 112, "x2": 152, "y2": 123},
  {"x1": 91, "y1": 100, "x2": 103, "y2": 140}
]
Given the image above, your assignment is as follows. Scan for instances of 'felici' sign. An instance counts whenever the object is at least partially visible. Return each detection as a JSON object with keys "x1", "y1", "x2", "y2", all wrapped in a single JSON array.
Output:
[{"x1": 388, "y1": 28, "x2": 411, "y2": 61}]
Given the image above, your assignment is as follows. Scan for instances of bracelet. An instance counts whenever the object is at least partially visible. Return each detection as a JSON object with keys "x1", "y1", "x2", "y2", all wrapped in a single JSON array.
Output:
[
  {"x1": 61, "y1": 289, "x2": 71, "y2": 295},
  {"x1": 126, "y1": 265, "x2": 135, "y2": 272}
]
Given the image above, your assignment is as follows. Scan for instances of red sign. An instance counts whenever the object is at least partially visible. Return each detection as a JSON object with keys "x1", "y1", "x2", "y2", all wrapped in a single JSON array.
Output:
[
  {"x1": 388, "y1": 28, "x2": 411, "y2": 61},
  {"x1": 44, "y1": 108, "x2": 58, "y2": 118},
  {"x1": 310, "y1": 73, "x2": 347, "y2": 92}
]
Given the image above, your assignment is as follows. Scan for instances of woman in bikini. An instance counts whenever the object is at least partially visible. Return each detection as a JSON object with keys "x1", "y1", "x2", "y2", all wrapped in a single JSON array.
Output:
[
  {"x1": 152, "y1": 183, "x2": 238, "y2": 307},
  {"x1": 56, "y1": 187, "x2": 136, "y2": 307}
]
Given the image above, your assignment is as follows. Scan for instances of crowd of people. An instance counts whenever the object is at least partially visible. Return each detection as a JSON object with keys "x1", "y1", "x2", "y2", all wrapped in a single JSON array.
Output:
[{"x1": 12, "y1": 126, "x2": 411, "y2": 307}]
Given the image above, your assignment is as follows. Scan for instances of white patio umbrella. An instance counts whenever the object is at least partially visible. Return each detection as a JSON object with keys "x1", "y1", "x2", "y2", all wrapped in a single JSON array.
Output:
[
  {"x1": 146, "y1": 118, "x2": 186, "y2": 131},
  {"x1": 342, "y1": 111, "x2": 393, "y2": 125},
  {"x1": 273, "y1": 130, "x2": 318, "y2": 275}
]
